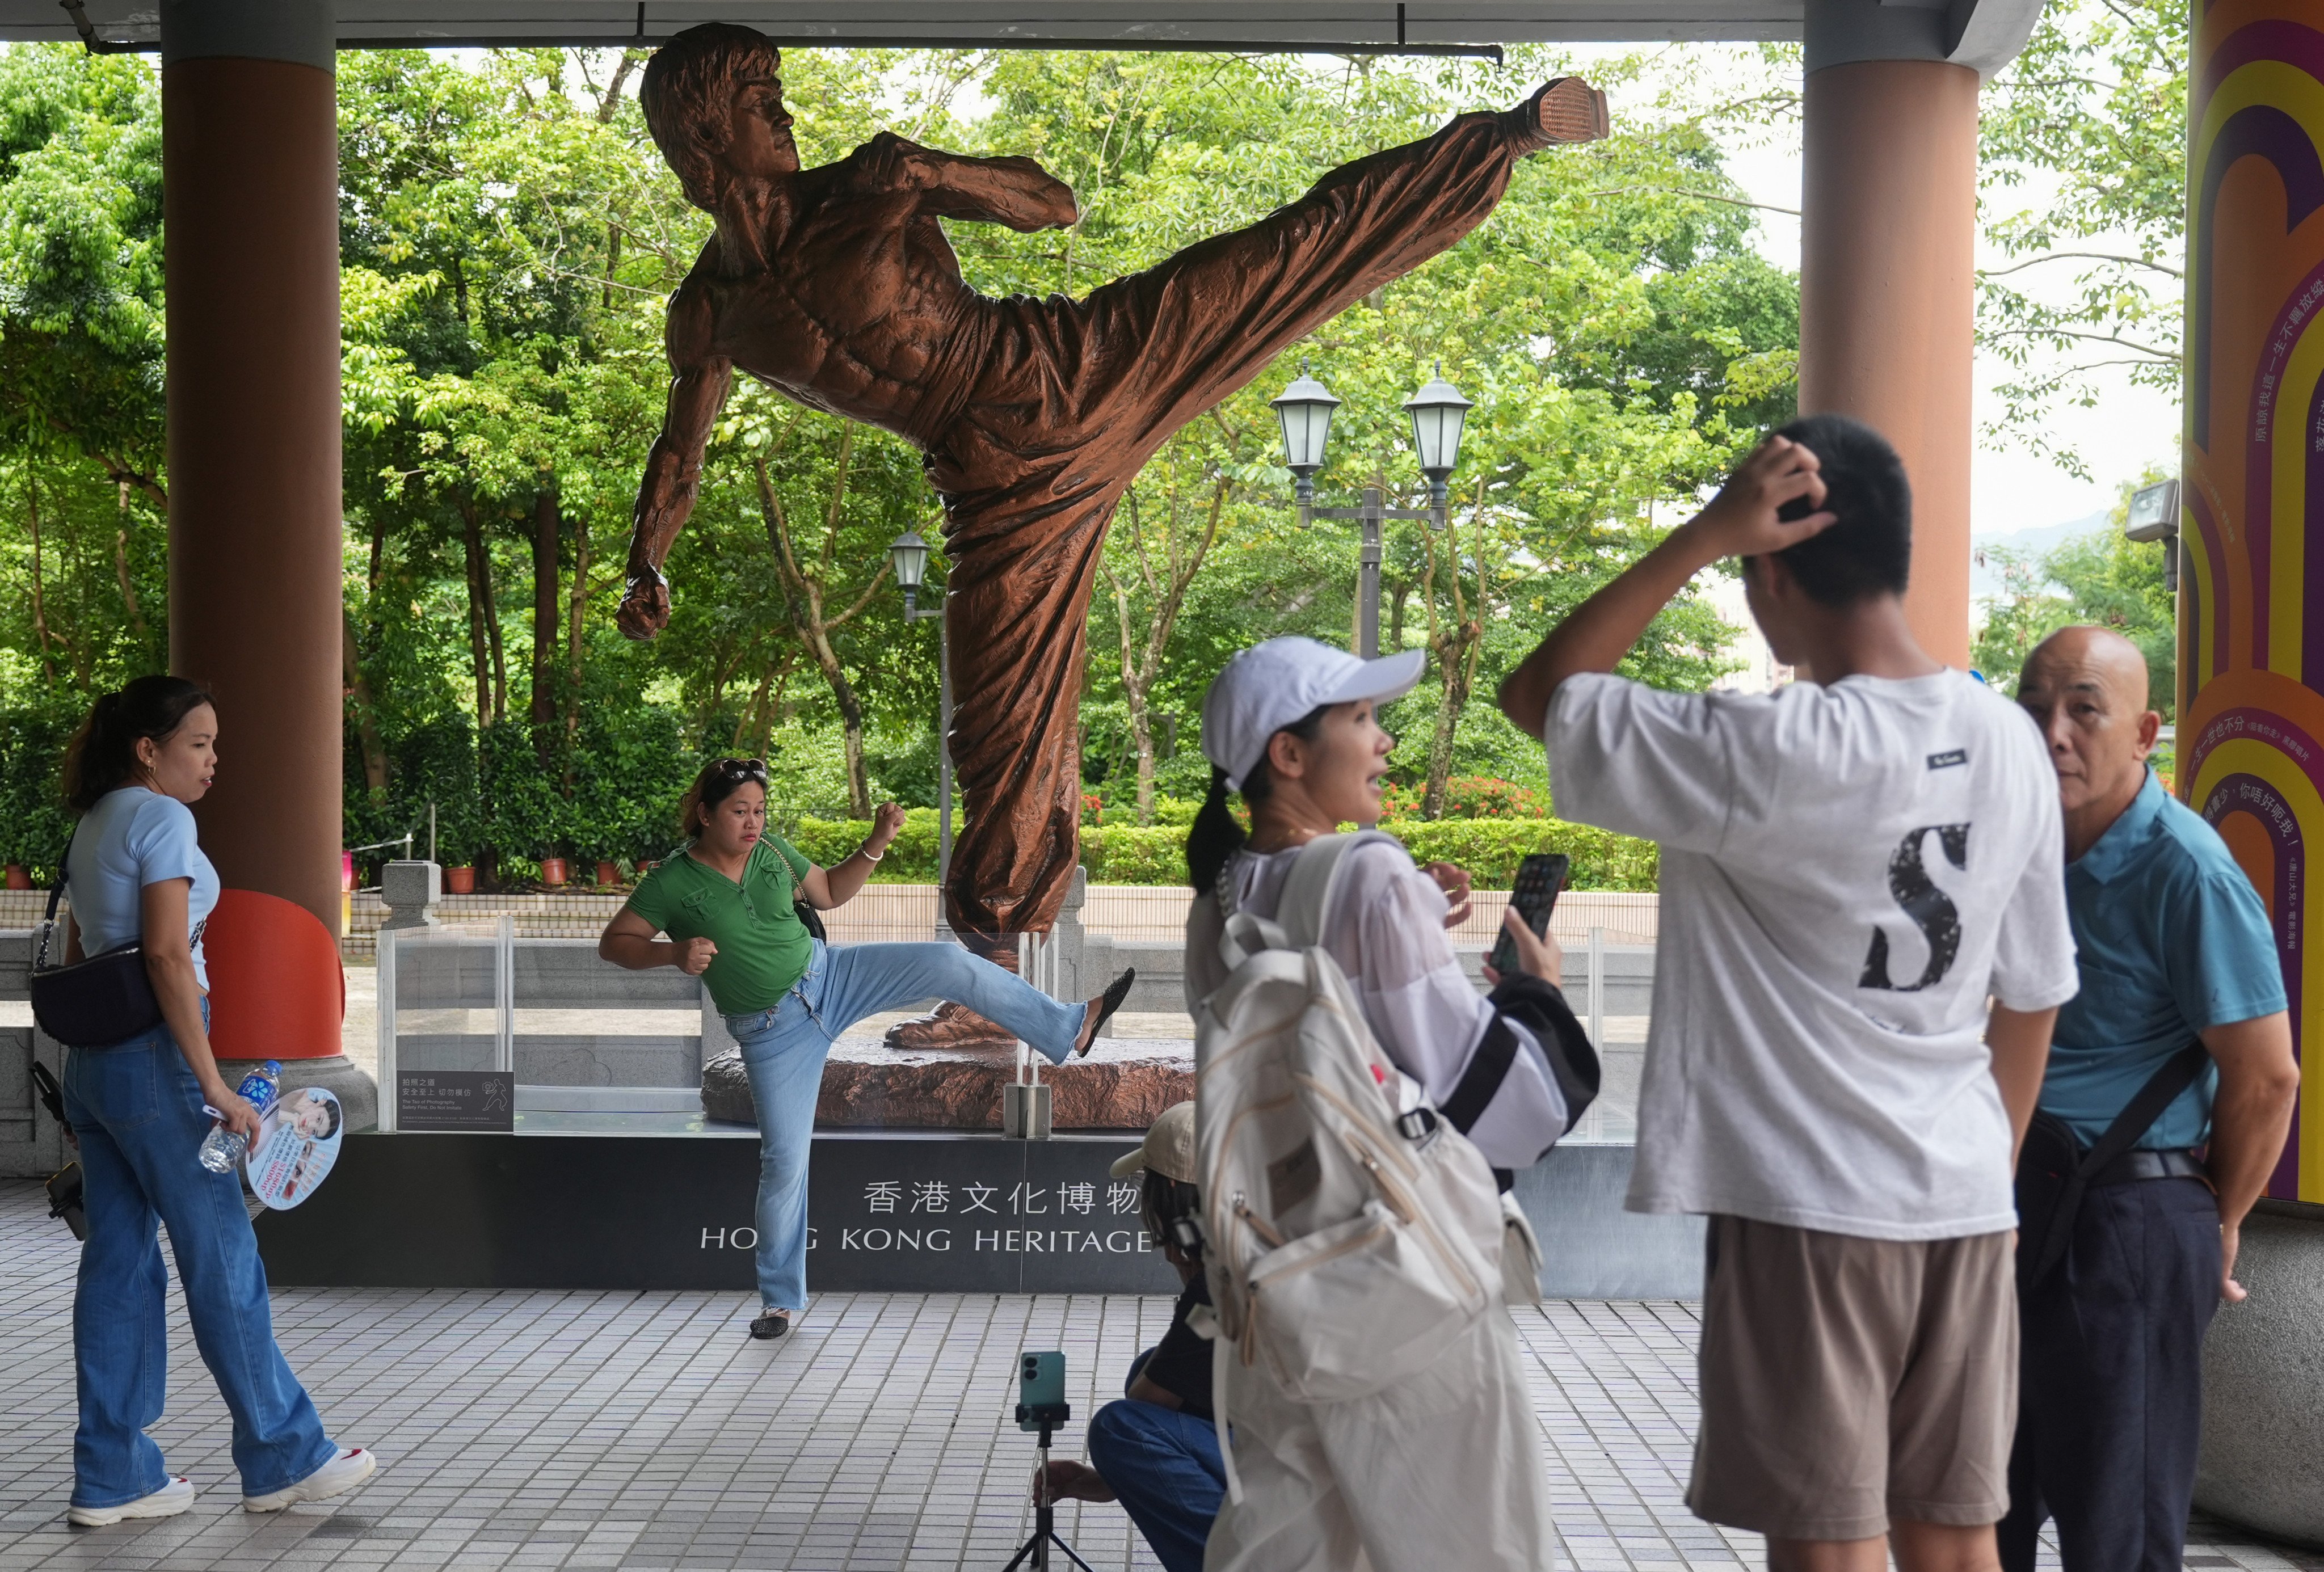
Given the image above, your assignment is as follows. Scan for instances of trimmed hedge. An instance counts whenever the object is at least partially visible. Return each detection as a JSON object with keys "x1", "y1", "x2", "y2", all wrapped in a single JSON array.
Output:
[{"x1": 789, "y1": 811, "x2": 1656, "y2": 891}]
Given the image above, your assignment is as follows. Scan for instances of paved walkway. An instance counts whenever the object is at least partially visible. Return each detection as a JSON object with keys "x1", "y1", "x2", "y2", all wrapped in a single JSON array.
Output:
[{"x1": 0, "y1": 1182, "x2": 2309, "y2": 1571}]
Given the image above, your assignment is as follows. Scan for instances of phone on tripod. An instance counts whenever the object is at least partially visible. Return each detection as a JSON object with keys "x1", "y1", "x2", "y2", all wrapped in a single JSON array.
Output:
[
  {"x1": 1488, "y1": 853, "x2": 1570, "y2": 979},
  {"x1": 1007, "y1": 1351, "x2": 1091, "y2": 1570},
  {"x1": 1016, "y1": 1350, "x2": 1068, "y2": 1431}
]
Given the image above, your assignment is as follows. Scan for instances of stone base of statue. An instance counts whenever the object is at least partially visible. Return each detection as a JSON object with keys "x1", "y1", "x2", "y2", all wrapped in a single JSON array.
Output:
[
  {"x1": 701, "y1": 1036, "x2": 1193, "y2": 1132},
  {"x1": 217, "y1": 1054, "x2": 379, "y2": 1134}
]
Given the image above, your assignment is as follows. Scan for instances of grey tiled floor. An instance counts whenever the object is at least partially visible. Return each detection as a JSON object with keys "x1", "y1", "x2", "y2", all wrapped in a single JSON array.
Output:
[{"x1": 0, "y1": 1181, "x2": 2309, "y2": 1571}]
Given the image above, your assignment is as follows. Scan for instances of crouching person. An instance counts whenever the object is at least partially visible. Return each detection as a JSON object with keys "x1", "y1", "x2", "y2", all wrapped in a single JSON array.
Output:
[{"x1": 1042, "y1": 1103, "x2": 1224, "y2": 1572}]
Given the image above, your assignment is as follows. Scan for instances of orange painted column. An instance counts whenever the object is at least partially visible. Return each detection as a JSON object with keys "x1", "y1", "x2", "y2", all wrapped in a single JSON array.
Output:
[
  {"x1": 1797, "y1": 59, "x2": 1981, "y2": 668},
  {"x1": 163, "y1": 0, "x2": 346, "y2": 1059},
  {"x1": 2178, "y1": 0, "x2": 2324, "y2": 1202}
]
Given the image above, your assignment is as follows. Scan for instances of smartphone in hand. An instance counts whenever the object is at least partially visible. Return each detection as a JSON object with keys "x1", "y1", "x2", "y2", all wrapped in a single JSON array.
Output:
[{"x1": 1488, "y1": 853, "x2": 1570, "y2": 978}]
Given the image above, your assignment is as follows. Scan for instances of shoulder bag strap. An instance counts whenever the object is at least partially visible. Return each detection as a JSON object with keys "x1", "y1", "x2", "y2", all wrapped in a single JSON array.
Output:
[
  {"x1": 1439, "y1": 1017, "x2": 1521, "y2": 1135},
  {"x1": 1444, "y1": 976, "x2": 1602, "y2": 1137},
  {"x1": 2076, "y1": 1040, "x2": 2212, "y2": 1179},
  {"x1": 35, "y1": 822, "x2": 75, "y2": 971},
  {"x1": 1277, "y1": 829, "x2": 1402, "y2": 950},
  {"x1": 2029, "y1": 1040, "x2": 2210, "y2": 1284}
]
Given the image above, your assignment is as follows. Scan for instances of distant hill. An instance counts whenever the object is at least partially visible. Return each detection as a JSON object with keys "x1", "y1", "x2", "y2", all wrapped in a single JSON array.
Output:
[{"x1": 1969, "y1": 508, "x2": 2112, "y2": 601}]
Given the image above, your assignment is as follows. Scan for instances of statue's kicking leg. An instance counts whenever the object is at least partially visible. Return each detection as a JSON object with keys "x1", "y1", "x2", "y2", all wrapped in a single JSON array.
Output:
[{"x1": 886, "y1": 81, "x2": 1605, "y2": 1052}]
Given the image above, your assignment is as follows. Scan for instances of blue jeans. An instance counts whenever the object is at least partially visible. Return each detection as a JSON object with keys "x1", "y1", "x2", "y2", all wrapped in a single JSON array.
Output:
[
  {"x1": 725, "y1": 939, "x2": 1085, "y2": 1310},
  {"x1": 62, "y1": 1010, "x2": 336, "y2": 1508},
  {"x1": 1088, "y1": 1351, "x2": 1226, "y2": 1572}
]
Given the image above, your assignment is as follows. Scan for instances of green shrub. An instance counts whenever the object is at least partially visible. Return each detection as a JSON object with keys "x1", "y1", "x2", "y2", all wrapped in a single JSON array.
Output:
[
  {"x1": 790, "y1": 810, "x2": 942, "y2": 882},
  {"x1": 783, "y1": 812, "x2": 1657, "y2": 890},
  {"x1": 1080, "y1": 825, "x2": 1195, "y2": 884},
  {"x1": 1386, "y1": 819, "x2": 1658, "y2": 891}
]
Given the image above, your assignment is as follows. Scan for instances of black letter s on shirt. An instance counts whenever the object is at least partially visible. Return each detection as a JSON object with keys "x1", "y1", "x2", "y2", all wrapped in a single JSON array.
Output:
[{"x1": 1860, "y1": 824, "x2": 1969, "y2": 992}]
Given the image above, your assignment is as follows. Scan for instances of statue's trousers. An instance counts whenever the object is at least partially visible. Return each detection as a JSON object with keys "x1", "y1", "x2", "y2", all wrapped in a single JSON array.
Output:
[{"x1": 915, "y1": 107, "x2": 1543, "y2": 943}]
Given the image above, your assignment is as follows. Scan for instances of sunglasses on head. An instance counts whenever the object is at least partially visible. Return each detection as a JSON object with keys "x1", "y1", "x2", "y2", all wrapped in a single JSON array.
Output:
[{"x1": 711, "y1": 758, "x2": 769, "y2": 783}]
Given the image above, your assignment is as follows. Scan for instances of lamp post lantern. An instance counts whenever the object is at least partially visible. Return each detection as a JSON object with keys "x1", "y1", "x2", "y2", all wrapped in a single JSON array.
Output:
[
  {"x1": 1271, "y1": 365, "x2": 1342, "y2": 508},
  {"x1": 888, "y1": 529, "x2": 934, "y2": 616},
  {"x1": 1405, "y1": 364, "x2": 1473, "y2": 513},
  {"x1": 888, "y1": 530, "x2": 952, "y2": 901},
  {"x1": 1272, "y1": 366, "x2": 1475, "y2": 658},
  {"x1": 2124, "y1": 477, "x2": 2182, "y2": 594}
]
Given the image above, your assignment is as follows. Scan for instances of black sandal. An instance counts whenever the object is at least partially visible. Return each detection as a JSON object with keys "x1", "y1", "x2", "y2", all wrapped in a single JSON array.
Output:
[
  {"x1": 1073, "y1": 968, "x2": 1136, "y2": 1058},
  {"x1": 749, "y1": 1310, "x2": 790, "y2": 1341}
]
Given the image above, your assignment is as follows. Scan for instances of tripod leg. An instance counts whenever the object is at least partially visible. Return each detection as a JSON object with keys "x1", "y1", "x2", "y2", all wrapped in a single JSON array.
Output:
[
  {"x1": 1047, "y1": 1529, "x2": 1097, "y2": 1572},
  {"x1": 1000, "y1": 1536, "x2": 1040, "y2": 1571}
]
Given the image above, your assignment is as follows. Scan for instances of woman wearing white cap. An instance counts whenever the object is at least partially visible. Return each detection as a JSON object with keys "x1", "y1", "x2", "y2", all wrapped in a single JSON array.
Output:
[
  {"x1": 1186, "y1": 637, "x2": 1583, "y2": 1175},
  {"x1": 1184, "y1": 635, "x2": 1590, "y2": 1572}
]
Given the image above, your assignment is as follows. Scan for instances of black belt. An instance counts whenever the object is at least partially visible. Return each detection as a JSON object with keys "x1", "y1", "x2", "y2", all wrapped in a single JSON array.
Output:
[{"x1": 2087, "y1": 1148, "x2": 2208, "y2": 1187}]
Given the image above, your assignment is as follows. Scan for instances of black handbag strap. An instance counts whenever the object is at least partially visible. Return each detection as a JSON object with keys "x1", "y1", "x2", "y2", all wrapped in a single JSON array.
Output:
[
  {"x1": 35, "y1": 823, "x2": 75, "y2": 971},
  {"x1": 2027, "y1": 1040, "x2": 2210, "y2": 1284},
  {"x1": 1440, "y1": 1016, "x2": 1521, "y2": 1135},
  {"x1": 2077, "y1": 1040, "x2": 2212, "y2": 1181},
  {"x1": 1443, "y1": 976, "x2": 1602, "y2": 1138}
]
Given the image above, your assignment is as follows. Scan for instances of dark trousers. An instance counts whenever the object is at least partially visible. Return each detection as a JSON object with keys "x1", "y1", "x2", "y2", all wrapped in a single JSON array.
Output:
[
  {"x1": 1998, "y1": 1177, "x2": 2221, "y2": 1572},
  {"x1": 1088, "y1": 1350, "x2": 1226, "y2": 1572}
]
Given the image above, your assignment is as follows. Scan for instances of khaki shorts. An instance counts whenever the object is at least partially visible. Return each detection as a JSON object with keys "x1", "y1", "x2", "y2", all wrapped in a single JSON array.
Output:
[{"x1": 1687, "y1": 1215, "x2": 2017, "y2": 1542}]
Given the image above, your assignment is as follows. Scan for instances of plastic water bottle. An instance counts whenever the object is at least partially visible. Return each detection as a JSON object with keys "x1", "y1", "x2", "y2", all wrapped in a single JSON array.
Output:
[{"x1": 197, "y1": 1061, "x2": 281, "y2": 1174}]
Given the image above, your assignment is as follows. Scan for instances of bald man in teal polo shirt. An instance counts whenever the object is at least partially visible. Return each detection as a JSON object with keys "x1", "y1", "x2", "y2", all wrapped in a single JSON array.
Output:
[{"x1": 1999, "y1": 627, "x2": 2299, "y2": 1572}]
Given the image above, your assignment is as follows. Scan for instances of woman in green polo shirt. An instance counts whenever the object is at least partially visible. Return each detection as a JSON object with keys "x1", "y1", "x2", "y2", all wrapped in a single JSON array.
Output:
[{"x1": 599, "y1": 757, "x2": 1134, "y2": 1340}]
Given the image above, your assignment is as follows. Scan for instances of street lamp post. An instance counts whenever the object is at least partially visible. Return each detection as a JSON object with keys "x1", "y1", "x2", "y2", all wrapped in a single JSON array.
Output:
[
  {"x1": 1271, "y1": 364, "x2": 1474, "y2": 659},
  {"x1": 887, "y1": 531, "x2": 952, "y2": 901},
  {"x1": 2124, "y1": 477, "x2": 2182, "y2": 594}
]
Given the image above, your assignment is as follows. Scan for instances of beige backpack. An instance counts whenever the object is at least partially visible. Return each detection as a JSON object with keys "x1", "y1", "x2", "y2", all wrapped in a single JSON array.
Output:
[{"x1": 1193, "y1": 833, "x2": 1525, "y2": 1497}]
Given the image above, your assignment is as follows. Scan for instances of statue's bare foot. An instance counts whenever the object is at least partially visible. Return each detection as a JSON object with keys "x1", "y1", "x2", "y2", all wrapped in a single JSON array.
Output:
[
  {"x1": 884, "y1": 1000, "x2": 1019, "y2": 1052},
  {"x1": 1519, "y1": 77, "x2": 1610, "y2": 146},
  {"x1": 616, "y1": 569, "x2": 671, "y2": 641}
]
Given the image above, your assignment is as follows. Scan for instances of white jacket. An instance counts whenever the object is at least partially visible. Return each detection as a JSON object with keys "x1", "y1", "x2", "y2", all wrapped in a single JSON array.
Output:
[{"x1": 1185, "y1": 840, "x2": 1568, "y2": 1170}]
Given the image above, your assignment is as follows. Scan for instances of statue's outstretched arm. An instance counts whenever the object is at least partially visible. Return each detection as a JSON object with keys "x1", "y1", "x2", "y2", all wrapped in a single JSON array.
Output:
[
  {"x1": 857, "y1": 132, "x2": 1077, "y2": 232},
  {"x1": 618, "y1": 287, "x2": 731, "y2": 640}
]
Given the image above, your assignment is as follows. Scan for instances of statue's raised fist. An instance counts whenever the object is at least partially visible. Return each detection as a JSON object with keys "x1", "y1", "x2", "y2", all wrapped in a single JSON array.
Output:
[{"x1": 617, "y1": 568, "x2": 672, "y2": 641}]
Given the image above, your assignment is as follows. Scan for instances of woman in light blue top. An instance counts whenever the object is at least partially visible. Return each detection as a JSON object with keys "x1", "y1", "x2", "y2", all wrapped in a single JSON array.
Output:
[{"x1": 54, "y1": 677, "x2": 374, "y2": 1525}]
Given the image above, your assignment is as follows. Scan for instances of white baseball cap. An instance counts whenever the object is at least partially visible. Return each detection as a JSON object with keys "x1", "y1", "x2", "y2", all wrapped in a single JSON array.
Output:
[
  {"x1": 1200, "y1": 638, "x2": 1426, "y2": 791},
  {"x1": 1110, "y1": 1101, "x2": 1197, "y2": 1182}
]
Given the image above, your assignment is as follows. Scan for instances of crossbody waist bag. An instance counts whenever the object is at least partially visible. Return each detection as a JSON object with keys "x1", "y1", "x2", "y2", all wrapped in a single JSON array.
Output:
[
  {"x1": 2014, "y1": 1040, "x2": 2211, "y2": 1292},
  {"x1": 27, "y1": 825, "x2": 175, "y2": 1050}
]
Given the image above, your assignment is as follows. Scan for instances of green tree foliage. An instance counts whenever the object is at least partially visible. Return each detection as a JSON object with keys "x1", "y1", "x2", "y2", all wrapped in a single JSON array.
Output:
[
  {"x1": 1977, "y1": 0, "x2": 2184, "y2": 478},
  {"x1": 1971, "y1": 471, "x2": 2178, "y2": 714},
  {"x1": 0, "y1": 41, "x2": 1801, "y2": 878}
]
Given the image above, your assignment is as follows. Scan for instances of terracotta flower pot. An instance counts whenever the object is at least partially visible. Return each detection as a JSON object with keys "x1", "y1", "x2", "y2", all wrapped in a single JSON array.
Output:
[
  {"x1": 540, "y1": 857, "x2": 569, "y2": 888},
  {"x1": 444, "y1": 865, "x2": 476, "y2": 895},
  {"x1": 596, "y1": 861, "x2": 620, "y2": 888},
  {"x1": 3, "y1": 863, "x2": 31, "y2": 891}
]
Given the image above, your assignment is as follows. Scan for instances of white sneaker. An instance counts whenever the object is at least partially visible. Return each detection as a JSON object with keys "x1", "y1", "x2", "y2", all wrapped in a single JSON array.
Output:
[
  {"x1": 68, "y1": 1476, "x2": 193, "y2": 1527},
  {"x1": 242, "y1": 1448, "x2": 377, "y2": 1514}
]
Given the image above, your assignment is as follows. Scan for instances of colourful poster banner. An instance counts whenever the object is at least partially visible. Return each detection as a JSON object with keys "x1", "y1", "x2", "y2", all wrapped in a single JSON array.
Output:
[{"x1": 2183, "y1": 1, "x2": 2324, "y2": 1199}]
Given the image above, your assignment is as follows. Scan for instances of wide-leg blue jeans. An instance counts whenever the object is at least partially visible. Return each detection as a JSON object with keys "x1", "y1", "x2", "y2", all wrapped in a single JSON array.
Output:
[
  {"x1": 62, "y1": 1013, "x2": 336, "y2": 1509},
  {"x1": 725, "y1": 939, "x2": 1085, "y2": 1310}
]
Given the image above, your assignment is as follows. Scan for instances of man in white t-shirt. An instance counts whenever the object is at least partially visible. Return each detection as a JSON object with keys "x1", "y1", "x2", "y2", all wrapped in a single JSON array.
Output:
[{"x1": 1498, "y1": 415, "x2": 2077, "y2": 1572}]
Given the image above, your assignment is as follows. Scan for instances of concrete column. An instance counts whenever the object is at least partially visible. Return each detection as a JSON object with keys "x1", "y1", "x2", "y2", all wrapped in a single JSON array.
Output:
[
  {"x1": 162, "y1": 0, "x2": 342, "y2": 934},
  {"x1": 1797, "y1": 1, "x2": 1981, "y2": 668}
]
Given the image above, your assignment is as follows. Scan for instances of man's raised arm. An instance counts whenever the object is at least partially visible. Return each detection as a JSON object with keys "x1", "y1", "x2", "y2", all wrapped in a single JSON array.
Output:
[
  {"x1": 1496, "y1": 435, "x2": 1834, "y2": 736},
  {"x1": 618, "y1": 286, "x2": 731, "y2": 640},
  {"x1": 859, "y1": 132, "x2": 1076, "y2": 233}
]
